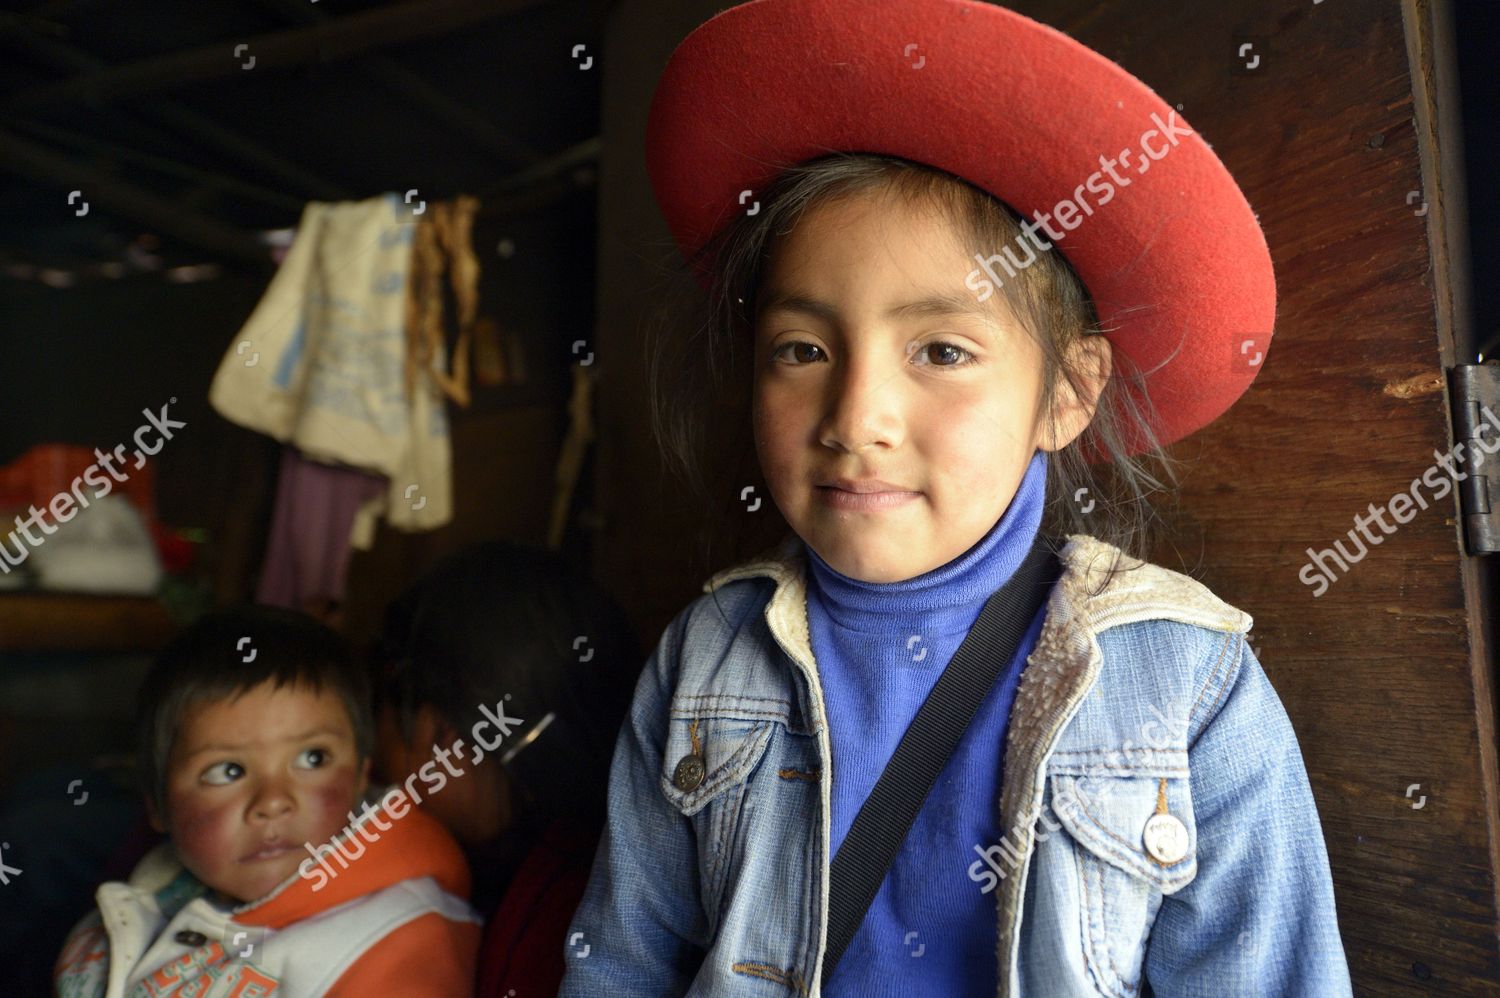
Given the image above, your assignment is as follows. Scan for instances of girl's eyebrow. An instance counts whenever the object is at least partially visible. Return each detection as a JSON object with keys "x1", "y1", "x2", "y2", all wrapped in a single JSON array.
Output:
[{"x1": 759, "y1": 290, "x2": 991, "y2": 322}]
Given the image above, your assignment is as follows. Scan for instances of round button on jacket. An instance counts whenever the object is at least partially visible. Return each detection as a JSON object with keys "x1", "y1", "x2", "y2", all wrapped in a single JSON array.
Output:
[
  {"x1": 174, "y1": 929, "x2": 209, "y2": 947},
  {"x1": 1142, "y1": 812, "x2": 1189, "y2": 865},
  {"x1": 673, "y1": 753, "x2": 706, "y2": 792}
]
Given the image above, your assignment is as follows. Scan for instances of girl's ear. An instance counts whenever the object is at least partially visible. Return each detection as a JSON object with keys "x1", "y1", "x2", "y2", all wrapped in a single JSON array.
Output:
[{"x1": 1039, "y1": 335, "x2": 1112, "y2": 452}]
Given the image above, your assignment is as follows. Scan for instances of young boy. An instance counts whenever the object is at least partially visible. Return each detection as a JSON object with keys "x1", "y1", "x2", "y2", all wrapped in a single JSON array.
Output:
[{"x1": 53, "y1": 605, "x2": 481, "y2": 997}]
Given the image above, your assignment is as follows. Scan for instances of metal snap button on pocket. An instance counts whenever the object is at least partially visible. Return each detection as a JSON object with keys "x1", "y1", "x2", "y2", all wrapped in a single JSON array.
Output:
[
  {"x1": 1142, "y1": 812, "x2": 1189, "y2": 864},
  {"x1": 174, "y1": 929, "x2": 208, "y2": 947},
  {"x1": 673, "y1": 753, "x2": 706, "y2": 792}
]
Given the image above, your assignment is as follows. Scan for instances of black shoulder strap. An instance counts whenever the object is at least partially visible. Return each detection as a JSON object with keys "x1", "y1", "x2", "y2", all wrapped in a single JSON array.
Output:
[{"x1": 820, "y1": 532, "x2": 1063, "y2": 984}]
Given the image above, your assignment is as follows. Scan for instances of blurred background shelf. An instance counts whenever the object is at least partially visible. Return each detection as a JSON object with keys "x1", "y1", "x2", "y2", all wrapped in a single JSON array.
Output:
[{"x1": 0, "y1": 592, "x2": 175, "y2": 653}]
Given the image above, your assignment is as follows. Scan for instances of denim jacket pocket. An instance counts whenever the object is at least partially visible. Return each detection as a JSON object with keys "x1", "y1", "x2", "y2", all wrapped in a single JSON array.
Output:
[
  {"x1": 659, "y1": 697, "x2": 780, "y2": 932},
  {"x1": 1045, "y1": 765, "x2": 1198, "y2": 997}
]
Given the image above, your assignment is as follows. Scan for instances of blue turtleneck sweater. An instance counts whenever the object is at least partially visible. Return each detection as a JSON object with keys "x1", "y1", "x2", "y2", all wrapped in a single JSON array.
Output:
[{"x1": 810, "y1": 450, "x2": 1050, "y2": 998}]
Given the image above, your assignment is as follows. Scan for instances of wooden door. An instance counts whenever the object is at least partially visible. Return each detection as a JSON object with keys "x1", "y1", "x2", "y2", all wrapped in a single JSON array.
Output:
[{"x1": 991, "y1": 1, "x2": 1498, "y2": 992}]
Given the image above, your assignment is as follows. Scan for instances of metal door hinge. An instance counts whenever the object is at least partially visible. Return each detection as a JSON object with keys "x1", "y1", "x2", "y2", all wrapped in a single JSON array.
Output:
[{"x1": 1451, "y1": 364, "x2": 1500, "y2": 555}]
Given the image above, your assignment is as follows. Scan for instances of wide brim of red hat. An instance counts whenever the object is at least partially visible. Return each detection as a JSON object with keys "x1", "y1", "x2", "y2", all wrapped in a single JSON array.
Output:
[{"x1": 645, "y1": 0, "x2": 1276, "y2": 459}]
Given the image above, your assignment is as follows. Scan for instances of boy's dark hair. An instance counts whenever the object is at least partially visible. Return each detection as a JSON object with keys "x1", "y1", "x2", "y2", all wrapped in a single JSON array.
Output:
[
  {"x1": 375, "y1": 541, "x2": 641, "y2": 827},
  {"x1": 136, "y1": 604, "x2": 373, "y2": 818}
]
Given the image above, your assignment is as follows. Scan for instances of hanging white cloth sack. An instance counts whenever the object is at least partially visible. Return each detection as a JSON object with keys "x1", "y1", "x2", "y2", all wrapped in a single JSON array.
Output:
[{"x1": 208, "y1": 192, "x2": 452, "y2": 539}]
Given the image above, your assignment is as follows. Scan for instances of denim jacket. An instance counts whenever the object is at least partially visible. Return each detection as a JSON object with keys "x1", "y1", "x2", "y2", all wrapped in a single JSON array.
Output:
[{"x1": 561, "y1": 533, "x2": 1353, "y2": 997}]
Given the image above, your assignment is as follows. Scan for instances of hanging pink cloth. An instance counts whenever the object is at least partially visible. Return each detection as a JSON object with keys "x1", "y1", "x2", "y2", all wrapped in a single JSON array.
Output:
[{"x1": 255, "y1": 446, "x2": 387, "y2": 616}]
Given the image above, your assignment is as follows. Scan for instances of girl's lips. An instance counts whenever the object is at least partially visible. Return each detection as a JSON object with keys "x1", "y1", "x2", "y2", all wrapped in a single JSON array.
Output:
[
  {"x1": 816, "y1": 485, "x2": 921, "y2": 511},
  {"x1": 241, "y1": 843, "x2": 294, "y2": 862}
]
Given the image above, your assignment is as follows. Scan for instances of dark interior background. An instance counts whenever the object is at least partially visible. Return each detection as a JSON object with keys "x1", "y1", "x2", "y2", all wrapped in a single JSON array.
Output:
[
  {"x1": 1, "y1": 1, "x2": 604, "y2": 990},
  {"x1": 2, "y1": 0, "x2": 1498, "y2": 994}
]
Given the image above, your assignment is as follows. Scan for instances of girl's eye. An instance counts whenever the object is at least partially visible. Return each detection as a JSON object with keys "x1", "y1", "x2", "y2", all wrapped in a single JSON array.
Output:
[
  {"x1": 769, "y1": 341, "x2": 826, "y2": 365},
  {"x1": 913, "y1": 341, "x2": 977, "y2": 367},
  {"x1": 201, "y1": 762, "x2": 244, "y2": 786},
  {"x1": 295, "y1": 748, "x2": 329, "y2": 770},
  {"x1": 769, "y1": 340, "x2": 976, "y2": 367}
]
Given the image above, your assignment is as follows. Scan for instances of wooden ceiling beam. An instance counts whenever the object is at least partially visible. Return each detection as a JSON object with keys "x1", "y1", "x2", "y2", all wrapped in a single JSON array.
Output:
[
  {"x1": 247, "y1": 0, "x2": 543, "y2": 168},
  {"x1": 6, "y1": 0, "x2": 548, "y2": 112},
  {"x1": 3, "y1": 26, "x2": 352, "y2": 201},
  {"x1": 7, "y1": 117, "x2": 306, "y2": 218},
  {"x1": 0, "y1": 127, "x2": 273, "y2": 271}
]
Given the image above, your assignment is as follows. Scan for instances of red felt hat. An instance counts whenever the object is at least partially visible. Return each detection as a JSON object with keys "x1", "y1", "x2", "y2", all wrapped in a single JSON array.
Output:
[{"x1": 645, "y1": 0, "x2": 1276, "y2": 458}]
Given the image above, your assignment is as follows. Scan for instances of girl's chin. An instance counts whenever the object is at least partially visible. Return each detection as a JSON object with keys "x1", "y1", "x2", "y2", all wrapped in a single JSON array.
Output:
[{"x1": 808, "y1": 541, "x2": 912, "y2": 583}]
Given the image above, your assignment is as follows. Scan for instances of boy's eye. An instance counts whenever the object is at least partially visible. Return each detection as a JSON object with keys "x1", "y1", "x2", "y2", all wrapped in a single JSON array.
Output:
[
  {"x1": 295, "y1": 748, "x2": 329, "y2": 770},
  {"x1": 201, "y1": 761, "x2": 244, "y2": 786},
  {"x1": 769, "y1": 341, "x2": 826, "y2": 365},
  {"x1": 912, "y1": 341, "x2": 976, "y2": 367}
]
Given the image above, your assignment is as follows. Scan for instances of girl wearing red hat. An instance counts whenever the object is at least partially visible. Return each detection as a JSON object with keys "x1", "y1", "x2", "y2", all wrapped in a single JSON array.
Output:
[{"x1": 563, "y1": 1, "x2": 1352, "y2": 996}]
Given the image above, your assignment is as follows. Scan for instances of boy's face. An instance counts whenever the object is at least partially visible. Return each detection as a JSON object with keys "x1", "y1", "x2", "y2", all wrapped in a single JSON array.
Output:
[
  {"x1": 752, "y1": 189, "x2": 1097, "y2": 583},
  {"x1": 153, "y1": 680, "x2": 369, "y2": 903}
]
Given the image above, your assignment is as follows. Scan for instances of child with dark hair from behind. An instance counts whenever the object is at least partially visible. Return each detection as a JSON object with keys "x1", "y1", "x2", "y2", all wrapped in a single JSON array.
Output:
[
  {"x1": 372, "y1": 540, "x2": 641, "y2": 998},
  {"x1": 53, "y1": 604, "x2": 481, "y2": 997}
]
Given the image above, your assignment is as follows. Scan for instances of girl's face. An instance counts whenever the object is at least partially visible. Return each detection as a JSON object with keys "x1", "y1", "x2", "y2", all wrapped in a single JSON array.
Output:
[{"x1": 751, "y1": 189, "x2": 1100, "y2": 583}]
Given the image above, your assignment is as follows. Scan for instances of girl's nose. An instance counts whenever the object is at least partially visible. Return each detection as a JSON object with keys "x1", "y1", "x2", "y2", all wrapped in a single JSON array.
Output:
[{"x1": 819, "y1": 353, "x2": 903, "y2": 453}]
